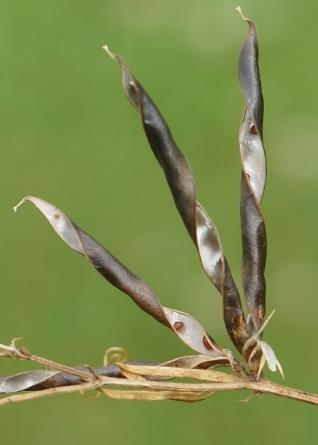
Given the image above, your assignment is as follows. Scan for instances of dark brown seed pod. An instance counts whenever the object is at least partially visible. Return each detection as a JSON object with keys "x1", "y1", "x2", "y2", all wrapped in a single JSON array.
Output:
[
  {"x1": 237, "y1": 7, "x2": 267, "y2": 334},
  {"x1": 103, "y1": 46, "x2": 249, "y2": 352},
  {"x1": 235, "y1": 8, "x2": 283, "y2": 377},
  {"x1": 10, "y1": 11, "x2": 285, "y2": 378},
  {"x1": 0, "y1": 354, "x2": 234, "y2": 394},
  {"x1": 14, "y1": 196, "x2": 228, "y2": 360},
  {"x1": 0, "y1": 355, "x2": 229, "y2": 394},
  {"x1": 0, "y1": 370, "x2": 60, "y2": 393}
]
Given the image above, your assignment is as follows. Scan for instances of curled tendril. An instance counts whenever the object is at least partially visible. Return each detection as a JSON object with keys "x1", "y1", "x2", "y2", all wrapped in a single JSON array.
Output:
[{"x1": 103, "y1": 347, "x2": 128, "y2": 366}]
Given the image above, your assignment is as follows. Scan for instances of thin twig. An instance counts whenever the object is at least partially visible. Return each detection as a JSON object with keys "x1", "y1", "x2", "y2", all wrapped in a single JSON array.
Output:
[
  {"x1": 1, "y1": 371, "x2": 318, "y2": 406},
  {"x1": 1, "y1": 344, "x2": 318, "y2": 406},
  {"x1": 0, "y1": 381, "x2": 100, "y2": 406},
  {"x1": 0, "y1": 343, "x2": 93, "y2": 381}
]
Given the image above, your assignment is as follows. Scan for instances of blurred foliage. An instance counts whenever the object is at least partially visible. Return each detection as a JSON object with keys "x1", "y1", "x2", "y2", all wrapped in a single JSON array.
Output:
[{"x1": 1, "y1": 0, "x2": 317, "y2": 443}]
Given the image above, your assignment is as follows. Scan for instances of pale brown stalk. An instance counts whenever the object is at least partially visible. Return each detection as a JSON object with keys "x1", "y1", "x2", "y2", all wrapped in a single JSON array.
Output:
[{"x1": 1, "y1": 344, "x2": 317, "y2": 406}]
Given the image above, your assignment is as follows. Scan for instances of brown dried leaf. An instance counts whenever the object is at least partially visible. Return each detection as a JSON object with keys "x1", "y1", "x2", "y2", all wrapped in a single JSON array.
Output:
[
  {"x1": 118, "y1": 363, "x2": 242, "y2": 384},
  {"x1": 101, "y1": 388, "x2": 214, "y2": 402}
]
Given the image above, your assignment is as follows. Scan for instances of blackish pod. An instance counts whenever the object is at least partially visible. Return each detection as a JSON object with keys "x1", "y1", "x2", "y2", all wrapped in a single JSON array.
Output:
[
  {"x1": 237, "y1": 8, "x2": 267, "y2": 333},
  {"x1": 14, "y1": 196, "x2": 227, "y2": 360},
  {"x1": 104, "y1": 46, "x2": 249, "y2": 352}
]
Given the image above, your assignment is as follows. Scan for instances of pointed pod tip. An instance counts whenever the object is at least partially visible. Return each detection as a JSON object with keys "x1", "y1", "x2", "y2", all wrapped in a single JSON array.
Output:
[
  {"x1": 13, "y1": 195, "x2": 86, "y2": 255},
  {"x1": 13, "y1": 196, "x2": 31, "y2": 213},
  {"x1": 235, "y1": 6, "x2": 250, "y2": 23},
  {"x1": 102, "y1": 44, "x2": 116, "y2": 60}
]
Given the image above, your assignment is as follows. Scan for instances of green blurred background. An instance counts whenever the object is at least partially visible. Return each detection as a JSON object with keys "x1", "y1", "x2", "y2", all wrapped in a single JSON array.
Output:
[{"x1": 1, "y1": 0, "x2": 317, "y2": 443}]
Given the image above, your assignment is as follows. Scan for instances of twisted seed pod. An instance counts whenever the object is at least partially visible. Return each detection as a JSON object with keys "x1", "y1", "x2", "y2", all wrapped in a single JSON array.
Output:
[
  {"x1": 0, "y1": 355, "x2": 228, "y2": 394},
  {"x1": 103, "y1": 46, "x2": 249, "y2": 352},
  {"x1": 0, "y1": 370, "x2": 59, "y2": 393},
  {"x1": 237, "y1": 8, "x2": 267, "y2": 333},
  {"x1": 14, "y1": 196, "x2": 228, "y2": 360}
]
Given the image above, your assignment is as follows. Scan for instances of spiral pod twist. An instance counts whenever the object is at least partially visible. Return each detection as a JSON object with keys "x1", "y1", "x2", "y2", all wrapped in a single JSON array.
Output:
[
  {"x1": 237, "y1": 8, "x2": 267, "y2": 335},
  {"x1": 103, "y1": 46, "x2": 249, "y2": 354},
  {"x1": 14, "y1": 195, "x2": 229, "y2": 362},
  {"x1": 13, "y1": 8, "x2": 283, "y2": 378},
  {"x1": 101, "y1": 9, "x2": 281, "y2": 375}
]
